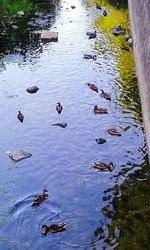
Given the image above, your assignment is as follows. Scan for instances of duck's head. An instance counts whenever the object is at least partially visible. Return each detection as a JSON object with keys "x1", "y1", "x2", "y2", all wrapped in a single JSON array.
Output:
[
  {"x1": 108, "y1": 162, "x2": 114, "y2": 170},
  {"x1": 43, "y1": 189, "x2": 48, "y2": 193},
  {"x1": 94, "y1": 105, "x2": 98, "y2": 110},
  {"x1": 42, "y1": 224, "x2": 48, "y2": 229},
  {"x1": 18, "y1": 111, "x2": 21, "y2": 114}
]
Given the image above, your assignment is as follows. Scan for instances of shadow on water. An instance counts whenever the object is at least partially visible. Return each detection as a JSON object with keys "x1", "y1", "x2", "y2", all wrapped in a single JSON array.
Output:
[{"x1": 0, "y1": 0, "x2": 149, "y2": 249}]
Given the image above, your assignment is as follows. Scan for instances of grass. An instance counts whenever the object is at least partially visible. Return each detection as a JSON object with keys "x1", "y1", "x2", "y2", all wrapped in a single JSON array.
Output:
[{"x1": 0, "y1": 0, "x2": 32, "y2": 15}]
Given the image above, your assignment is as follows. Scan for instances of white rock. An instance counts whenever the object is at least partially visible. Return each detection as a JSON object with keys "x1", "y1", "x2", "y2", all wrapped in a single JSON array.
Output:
[{"x1": 17, "y1": 11, "x2": 25, "y2": 16}]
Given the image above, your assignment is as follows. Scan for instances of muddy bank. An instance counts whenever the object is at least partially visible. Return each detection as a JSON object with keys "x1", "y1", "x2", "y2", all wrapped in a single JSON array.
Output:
[{"x1": 128, "y1": 0, "x2": 150, "y2": 160}]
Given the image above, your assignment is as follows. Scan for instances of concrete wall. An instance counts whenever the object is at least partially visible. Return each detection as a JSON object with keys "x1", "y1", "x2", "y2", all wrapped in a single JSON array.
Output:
[{"x1": 128, "y1": 0, "x2": 150, "y2": 159}]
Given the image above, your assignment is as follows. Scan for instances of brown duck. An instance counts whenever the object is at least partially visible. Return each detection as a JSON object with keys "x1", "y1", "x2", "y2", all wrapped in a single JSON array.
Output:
[
  {"x1": 94, "y1": 105, "x2": 108, "y2": 114},
  {"x1": 17, "y1": 111, "x2": 24, "y2": 123},
  {"x1": 108, "y1": 128, "x2": 121, "y2": 136},
  {"x1": 56, "y1": 102, "x2": 63, "y2": 114},
  {"x1": 87, "y1": 83, "x2": 98, "y2": 93},
  {"x1": 32, "y1": 189, "x2": 48, "y2": 206},
  {"x1": 93, "y1": 162, "x2": 114, "y2": 171},
  {"x1": 100, "y1": 90, "x2": 111, "y2": 101},
  {"x1": 121, "y1": 43, "x2": 130, "y2": 51},
  {"x1": 41, "y1": 223, "x2": 67, "y2": 236}
]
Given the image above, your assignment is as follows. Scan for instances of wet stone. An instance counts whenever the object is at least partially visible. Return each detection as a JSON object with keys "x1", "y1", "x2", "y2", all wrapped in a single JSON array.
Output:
[
  {"x1": 40, "y1": 31, "x2": 58, "y2": 42},
  {"x1": 26, "y1": 86, "x2": 39, "y2": 94},
  {"x1": 9, "y1": 150, "x2": 32, "y2": 162}
]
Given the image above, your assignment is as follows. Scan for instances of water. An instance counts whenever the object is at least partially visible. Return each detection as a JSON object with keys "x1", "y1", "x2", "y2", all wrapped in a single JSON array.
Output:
[{"x1": 0, "y1": 0, "x2": 148, "y2": 249}]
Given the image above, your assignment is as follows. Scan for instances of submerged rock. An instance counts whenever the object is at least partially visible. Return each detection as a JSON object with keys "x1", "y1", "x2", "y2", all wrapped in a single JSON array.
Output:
[
  {"x1": 9, "y1": 150, "x2": 32, "y2": 162},
  {"x1": 52, "y1": 122, "x2": 67, "y2": 128},
  {"x1": 26, "y1": 86, "x2": 39, "y2": 94}
]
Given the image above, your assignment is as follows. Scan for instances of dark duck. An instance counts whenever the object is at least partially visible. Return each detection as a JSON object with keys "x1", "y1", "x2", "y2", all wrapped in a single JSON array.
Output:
[
  {"x1": 94, "y1": 105, "x2": 108, "y2": 114},
  {"x1": 100, "y1": 89, "x2": 111, "y2": 101},
  {"x1": 17, "y1": 111, "x2": 24, "y2": 123},
  {"x1": 56, "y1": 102, "x2": 63, "y2": 114},
  {"x1": 41, "y1": 223, "x2": 67, "y2": 236},
  {"x1": 32, "y1": 189, "x2": 48, "y2": 206},
  {"x1": 87, "y1": 83, "x2": 98, "y2": 93}
]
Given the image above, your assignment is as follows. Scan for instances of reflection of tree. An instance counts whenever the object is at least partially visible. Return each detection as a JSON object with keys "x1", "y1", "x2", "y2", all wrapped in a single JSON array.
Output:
[
  {"x1": 94, "y1": 0, "x2": 142, "y2": 122},
  {"x1": 95, "y1": 0, "x2": 128, "y2": 9},
  {"x1": 101, "y1": 155, "x2": 149, "y2": 250}
]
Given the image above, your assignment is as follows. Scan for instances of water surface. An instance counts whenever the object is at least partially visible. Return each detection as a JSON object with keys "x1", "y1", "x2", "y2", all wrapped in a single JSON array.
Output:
[{"x1": 0, "y1": 0, "x2": 148, "y2": 249}]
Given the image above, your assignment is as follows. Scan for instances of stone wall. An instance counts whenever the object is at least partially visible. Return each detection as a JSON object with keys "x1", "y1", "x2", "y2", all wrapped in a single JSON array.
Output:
[{"x1": 128, "y1": 0, "x2": 150, "y2": 159}]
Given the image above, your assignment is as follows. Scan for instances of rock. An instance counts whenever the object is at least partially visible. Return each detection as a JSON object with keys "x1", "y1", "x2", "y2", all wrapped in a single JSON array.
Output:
[
  {"x1": 17, "y1": 11, "x2": 25, "y2": 17},
  {"x1": 112, "y1": 25, "x2": 126, "y2": 36},
  {"x1": 52, "y1": 122, "x2": 67, "y2": 128},
  {"x1": 26, "y1": 86, "x2": 39, "y2": 94},
  {"x1": 71, "y1": 5, "x2": 76, "y2": 9},
  {"x1": 40, "y1": 31, "x2": 58, "y2": 42},
  {"x1": 9, "y1": 150, "x2": 32, "y2": 162},
  {"x1": 128, "y1": 38, "x2": 133, "y2": 46},
  {"x1": 12, "y1": 25, "x2": 18, "y2": 30},
  {"x1": 95, "y1": 138, "x2": 106, "y2": 144}
]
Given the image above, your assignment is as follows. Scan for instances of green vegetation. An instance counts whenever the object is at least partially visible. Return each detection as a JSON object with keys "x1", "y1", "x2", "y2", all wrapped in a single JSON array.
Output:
[{"x1": 0, "y1": 0, "x2": 32, "y2": 15}]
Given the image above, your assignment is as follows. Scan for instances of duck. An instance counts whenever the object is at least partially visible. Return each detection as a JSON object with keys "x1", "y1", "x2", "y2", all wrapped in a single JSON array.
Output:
[
  {"x1": 32, "y1": 189, "x2": 48, "y2": 206},
  {"x1": 0, "y1": 61, "x2": 6, "y2": 70},
  {"x1": 121, "y1": 43, "x2": 130, "y2": 51},
  {"x1": 56, "y1": 102, "x2": 63, "y2": 114},
  {"x1": 94, "y1": 105, "x2": 108, "y2": 114},
  {"x1": 95, "y1": 138, "x2": 106, "y2": 144},
  {"x1": 103, "y1": 10, "x2": 108, "y2": 16},
  {"x1": 87, "y1": 83, "x2": 98, "y2": 93},
  {"x1": 41, "y1": 223, "x2": 67, "y2": 236},
  {"x1": 87, "y1": 31, "x2": 97, "y2": 39},
  {"x1": 93, "y1": 162, "x2": 114, "y2": 171},
  {"x1": 96, "y1": 4, "x2": 101, "y2": 10},
  {"x1": 17, "y1": 111, "x2": 24, "y2": 123},
  {"x1": 108, "y1": 128, "x2": 121, "y2": 136},
  {"x1": 52, "y1": 122, "x2": 67, "y2": 128},
  {"x1": 100, "y1": 89, "x2": 111, "y2": 101},
  {"x1": 83, "y1": 54, "x2": 97, "y2": 60}
]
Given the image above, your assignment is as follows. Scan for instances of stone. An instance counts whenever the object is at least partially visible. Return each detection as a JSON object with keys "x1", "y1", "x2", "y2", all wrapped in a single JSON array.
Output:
[
  {"x1": 9, "y1": 150, "x2": 32, "y2": 162},
  {"x1": 12, "y1": 25, "x2": 18, "y2": 30},
  {"x1": 26, "y1": 86, "x2": 39, "y2": 94},
  {"x1": 128, "y1": 37, "x2": 133, "y2": 46},
  {"x1": 112, "y1": 25, "x2": 126, "y2": 36},
  {"x1": 17, "y1": 11, "x2": 25, "y2": 17},
  {"x1": 40, "y1": 31, "x2": 58, "y2": 42},
  {"x1": 71, "y1": 5, "x2": 76, "y2": 9}
]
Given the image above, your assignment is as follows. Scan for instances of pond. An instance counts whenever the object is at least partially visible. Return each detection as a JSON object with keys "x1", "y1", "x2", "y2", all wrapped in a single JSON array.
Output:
[{"x1": 0, "y1": 0, "x2": 149, "y2": 249}]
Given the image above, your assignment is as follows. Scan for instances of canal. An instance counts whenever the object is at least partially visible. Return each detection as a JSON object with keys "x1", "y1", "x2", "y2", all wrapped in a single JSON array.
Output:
[{"x1": 0, "y1": 0, "x2": 149, "y2": 249}]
